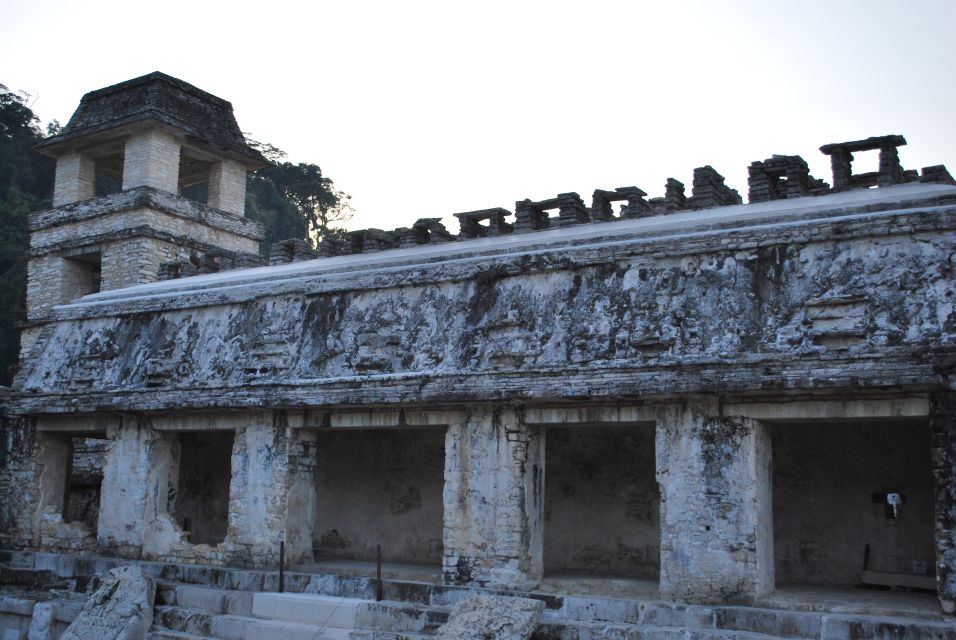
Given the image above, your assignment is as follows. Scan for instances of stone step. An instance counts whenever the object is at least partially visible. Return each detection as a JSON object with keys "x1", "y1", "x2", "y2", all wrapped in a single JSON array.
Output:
[
  {"x1": 546, "y1": 595, "x2": 714, "y2": 627},
  {"x1": 148, "y1": 628, "x2": 223, "y2": 640},
  {"x1": 347, "y1": 631, "x2": 433, "y2": 640},
  {"x1": 818, "y1": 614, "x2": 956, "y2": 640},
  {"x1": 534, "y1": 619, "x2": 784, "y2": 640},
  {"x1": 155, "y1": 606, "x2": 356, "y2": 640},
  {"x1": 715, "y1": 607, "x2": 821, "y2": 639},
  {"x1": 542, "y1": 594, "x2": 956, "y2": 640},
  {"x1": 356, "y1": 601, "x2": 447, "y2": 633},
  {"x1": 154, "y1": 606, "x2": 216, "y2": 637},
  {"x1": 156, "y1": 582, "x2": 254, "y2": 616},
  {"x1": 210, "y1": 613, "x2": 355, "y2": 640},
  {"x1": 252, "y1": 592, "x2": 365, "y2": 628}
]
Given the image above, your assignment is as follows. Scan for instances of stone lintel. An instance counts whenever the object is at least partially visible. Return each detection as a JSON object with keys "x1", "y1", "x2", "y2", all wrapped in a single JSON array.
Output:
[
  {"x1": 35, "y1": 415, "x2": 121, "y2": 433},
  {"x1": 149, "y1": 410, "x2": 274, "y2": 431},
  {"x1": 523, "y1": 405, "x2": 657, "y2": 425},
  {"x1": 454, "y1": 208, "x2": 514, "y2": 239},
  {"x1": 301, "y1": 408, "x2": 467, "y2": 429},
  {"x1": 724, "y1": 396, "x2": 930, "y2": 422},
  {"x1": 820, "y1": 134, "x2": 907, "y2": 155}
]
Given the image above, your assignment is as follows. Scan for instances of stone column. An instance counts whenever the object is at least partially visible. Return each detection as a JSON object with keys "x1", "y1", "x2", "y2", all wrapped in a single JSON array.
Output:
[
  {"x1": 442, "y1": 405, "x2": 544, "y2": 589},
  {"x1": 223, "y1": 412, "x2": 316, "y2": 567},
  {"x1": 122, "y1": 129, "x2": 181, "y2": 193},
  {"x1": 931, "y1": 391, "x2": 956, "y2": 615},
  {"x1": 52, "y1": 152, "x2": 95, "y2": 206},
  {"x1": 140, "y1": 430, "x2": 187, "y2": 560},
  {"x1": 207, "y1": 159, "x2": 247, "y2": 216},
  {"x1": 656, "y1": 398, "x2": 773, "y2": 602},
  {"x1": 97, "y1": 416, "x2": 168, "y2": 558},
  {"x1": 0, "y1": 417, "x2": 38, "y2": 548}
]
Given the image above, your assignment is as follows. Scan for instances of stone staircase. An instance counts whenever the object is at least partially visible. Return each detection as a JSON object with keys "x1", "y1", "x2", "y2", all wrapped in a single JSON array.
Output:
[
  {"x1": 149, "y1": 584, "x2": 445, "y2": 639},
  {"x1": 2, "y1": 552, "x2": 954, "y2": 640},
  {"x1": 147, "y1": 580, "x2": 956, "y2": 640}
]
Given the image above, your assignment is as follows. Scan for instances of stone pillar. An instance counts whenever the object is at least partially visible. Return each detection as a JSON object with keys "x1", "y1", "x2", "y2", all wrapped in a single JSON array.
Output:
[
  {"x1": 140, "y1": 430, "x2": 187, "y2": 560},
  {"x1": 97, "y1": 416, "x2": 166, "y2": 558},
  {"x1": 930, "y1": 391, "x2": 956, "y2": 615},
  {"x1": 223, "y1": 412, "x2": 316, "y2": 567},
  {"x1": 442, "y1": 406, "x2": 544, "y2": 589},
  {"x1": 828, "y1": 150, "x2": 853, "y2": 190},
  {"x1": 656, "y1": 399, "x2": 773, "y2": 602},
  {"x1": 0, "y1": 417, "x2": 38, "y2": 548},
  {"x1": 52, "y1": 152, "x2": 95, "y2": 206},
  {"x1": 207, "y1": 159, "x2": 248, "y2": 216},
  {"x1": 122, "y1": 129, "x2": 181, "y2": 193}
]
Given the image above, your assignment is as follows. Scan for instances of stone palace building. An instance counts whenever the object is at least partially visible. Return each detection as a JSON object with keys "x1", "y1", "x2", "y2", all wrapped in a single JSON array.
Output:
[{"x1": 0, "y1": 72, "x2": 954, "y2": 633}]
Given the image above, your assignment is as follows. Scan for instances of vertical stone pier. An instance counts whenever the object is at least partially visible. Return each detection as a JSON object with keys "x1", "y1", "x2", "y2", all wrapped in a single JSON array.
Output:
[
  {"x1": 97, "y1": 416, "x2": 164, "y2": 558},
  {"x1": 931, "y1": 391, "x2": 956, "y2": 614},
  {"x1": 224, "y1": 412, "x2": 316, "y2": 567},
  {"x1": 442, "y1": 405, "x2": 545, "y2": 589},
  {"x1": 656, "y1": 398, "x2": 773, "y2": 602}
]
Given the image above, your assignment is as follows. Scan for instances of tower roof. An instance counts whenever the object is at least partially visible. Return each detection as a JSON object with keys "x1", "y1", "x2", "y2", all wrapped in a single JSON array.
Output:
[{"x1": 36, "y1": 71, "x2": 266, "y2": 166}]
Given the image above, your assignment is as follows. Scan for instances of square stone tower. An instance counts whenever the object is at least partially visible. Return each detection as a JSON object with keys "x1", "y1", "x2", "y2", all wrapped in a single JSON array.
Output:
[{"x1": 24, "y1": 72, "x2": 267, "y2": 349}]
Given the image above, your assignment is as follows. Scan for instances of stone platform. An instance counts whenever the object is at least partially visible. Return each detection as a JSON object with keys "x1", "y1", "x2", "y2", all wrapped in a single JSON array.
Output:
[{"x1": 1, "y1": 551, "x2": 953, "y2": 640}]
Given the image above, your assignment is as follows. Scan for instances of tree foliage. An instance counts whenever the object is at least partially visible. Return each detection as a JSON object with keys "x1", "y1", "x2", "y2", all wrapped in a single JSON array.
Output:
[
  {"x1": 245, "y1": 137, "x2": 352, "y2": 251},
  {"x1": 0, "y1": 85, "x2": 54, "y2": 384}
]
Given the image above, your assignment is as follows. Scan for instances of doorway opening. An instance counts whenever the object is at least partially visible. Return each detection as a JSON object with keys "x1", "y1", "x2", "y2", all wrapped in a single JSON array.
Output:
[
  {"x1": 772, "y1": 420, "x2": 936, "y2": 590},
  {"x1": 174, "y1": 431, "x2": 233, "y2": 545},
  {"x1": 544, "y1": 424, "x2": 659, "y2": 587},
  {"x1": 312, "y1": 427, "x2": 445, "y2": 573}
]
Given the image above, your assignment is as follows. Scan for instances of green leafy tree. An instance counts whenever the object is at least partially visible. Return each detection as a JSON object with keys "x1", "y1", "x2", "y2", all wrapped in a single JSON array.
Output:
[
  {"x1": 245, "y1": 137, "x2": 352, "y2": 250},
  {"x1": 0, "y1": 84, "x2": 54, "y2": 384}
]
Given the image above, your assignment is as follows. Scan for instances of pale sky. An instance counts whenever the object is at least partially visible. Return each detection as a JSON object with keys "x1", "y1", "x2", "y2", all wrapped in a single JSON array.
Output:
[{"x1": 3, "y1": 0, "x2": 955, "y2": 233}]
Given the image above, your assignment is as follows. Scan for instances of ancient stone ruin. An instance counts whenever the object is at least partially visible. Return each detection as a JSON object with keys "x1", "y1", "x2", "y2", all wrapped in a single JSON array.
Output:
[{"x1": 1, "y1": 72, "x2": 956, "y2": 639}]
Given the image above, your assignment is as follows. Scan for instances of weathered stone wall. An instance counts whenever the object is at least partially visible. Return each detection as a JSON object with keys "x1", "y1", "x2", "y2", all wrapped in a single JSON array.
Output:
[
  {"x1": 313, "y1": 428, "x2": 445, "y2": 564},
  {"x1": 30, "y1": 199, "x2": 261, "y2": 256},
  {"x1": 772, "y1": 420, "x2": 936, "y2": 587},
  {"x1": 656, "y1": 399, "x2": 773, "y2": 602},
  {"x1": 931, "y1": 391, "x2": 956, "y2": 614},
  {"x1": 122, "y1": 129, "x2": 181, "y2": 193},
  {"x1": 17, "y1": 188, "x2": 956, "y2": 412},
  {"x1": 5, "y1": 182, "x2": 956, "y2": 608},
  {"x1": 52, "y1": 152, "x2": 95, "y2": 206},
  {"x1": 223, "y1": 414, "x2": 316, "y2": 567},
  {"x1": 97, "y1": 416, "x2": 164, "y2": 557},
  {"x1": 0, "y1": 389, "x2": 28, "y2": 547},
  {"x1": 442, "y1": 407, "x2": 544, "y2": 589},
  {"x1": 25, "y1": 186, "x2": 263, "y2": 320},
  {"x1": 544, "y1": 424, "x2": 659, "y2": 578},
  {"x1": 207, "y1": 159, "x2": 247, "y2": 216}
]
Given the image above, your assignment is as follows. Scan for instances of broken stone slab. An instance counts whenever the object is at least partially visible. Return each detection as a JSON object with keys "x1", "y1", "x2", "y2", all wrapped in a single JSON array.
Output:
[
  {"x1": 436, "y1": 595, "x2": 545, "y2": 640},
  {"x1": 27, "y1": 601, "x2": 53, "y2": 640},
  {"x1": 60, "y1": 565, "x2": 156, "y2": 640}
]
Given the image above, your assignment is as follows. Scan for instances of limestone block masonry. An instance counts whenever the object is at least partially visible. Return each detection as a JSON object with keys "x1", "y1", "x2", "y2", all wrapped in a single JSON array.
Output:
[
  {"x1": 52, "y1": 152, "x2": 94, "y2": 207},
  {"x1": 656, "y1": 400, "x2": 773, "y2": 602},
  {"x1": 5, "y1": 71, "x2": 956, "y2": 617},
  {"x1": 24, "y1": 70, "x2": 267, "y2": 327},
  {"x1": 442, "y1": 407, "x2": 544, "y2": 589},
  {"x1": 207, "y1": 158, "x2": 248, "y2": 216},
  {"x1": 122, "y1": 129, "x2": 181, "y2": 193}
]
